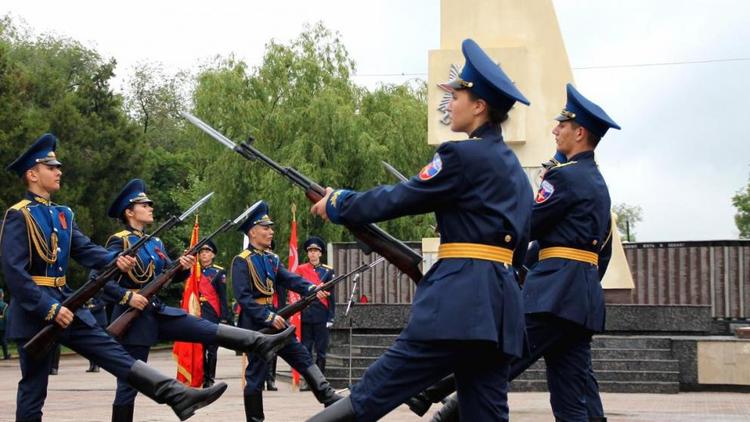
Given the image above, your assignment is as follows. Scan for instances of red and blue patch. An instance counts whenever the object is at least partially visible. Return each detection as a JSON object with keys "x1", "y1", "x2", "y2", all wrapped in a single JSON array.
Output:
[
  {"x1": 418, "y1": 153, "x2": 443, "y2": 181},
  {"x1": 535, "y1": 180, "x2": 555, "y2": 203}
]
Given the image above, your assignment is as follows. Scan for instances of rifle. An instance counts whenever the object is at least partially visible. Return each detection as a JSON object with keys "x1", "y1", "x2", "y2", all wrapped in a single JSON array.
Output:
[
  {"x1": 23, "y1": 192, "x2": 214, "y2": 359},
  {"x1": 259, "y1": 257, "x2": 385, "y2": 334},
  {"x1": 107, "y1": 201, "x2": 262, "y2": 339},
  {"x1": 181, "y1": 111, "x2": 424, "y2": 284}
]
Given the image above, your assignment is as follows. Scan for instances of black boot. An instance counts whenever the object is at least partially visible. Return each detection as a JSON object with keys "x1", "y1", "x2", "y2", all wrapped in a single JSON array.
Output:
[
  {"x1": 406, "y1": 375, "x2": 456, "y2": 416},
  {"x1": 431, "y1": 395, "x2": 460, "y2": 422},
  {"x1": 265, "y1": 355, "x2": 278, "y2": 391},
  {"x1": 305, "y1": 396, "x2": 355, "y2": 422},
  {"x1": 204, "y1": 348, "x2": 217, "y2": 388},
  {"x1": 126, "y1": 360, "x2": 227, "y2": 421},
  {"x1": 87, "y1": 361, "x2": 100, "y2": 373},
  {"x1": 215, "y1": 324, "x2": 294, "y2": 362},
  {"x1": 111, "y1": 404, "x2": 134, "y2": 422},
  {"x1": 243, "y1": 393, "x2": 264, "y2": 422},
  {"x1": 301, "y1": 364, "x2": 343, "y2": 407},
  {"x1": 589, "y1": 418, "x2": 608, "y2": 422}
]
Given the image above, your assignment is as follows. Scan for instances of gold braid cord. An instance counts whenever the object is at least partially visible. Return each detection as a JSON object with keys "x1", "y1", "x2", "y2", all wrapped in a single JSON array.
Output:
[
  {"x1": 117, "y1": 233, "x2": 154, "y2": 284},
  {"x1": 245, "y1": 254, "x2": 274, "y2": 296},
  {"x1": 20, "y1": 208, "x2": 58, "y2": 265}
]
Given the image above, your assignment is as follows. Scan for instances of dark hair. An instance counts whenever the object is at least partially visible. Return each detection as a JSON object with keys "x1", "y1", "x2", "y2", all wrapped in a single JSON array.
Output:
[
  {"x1": 569, "y1": 121, "x2": 602, "y2": 148},
  {"x1": 466, "y1": 90, "x2": 509, "y2": 125},
  {"x1": 120, "y1": 204, "x2": 135, "y2": 226}
]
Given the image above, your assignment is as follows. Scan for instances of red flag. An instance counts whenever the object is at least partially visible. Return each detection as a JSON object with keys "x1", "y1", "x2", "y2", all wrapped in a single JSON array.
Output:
[
  {"x1": 173, "y1": 215, "x2": 204, "y2": 387},
  {"x1": 287, "y1": 204, "x2": 303, "y2": 389}
]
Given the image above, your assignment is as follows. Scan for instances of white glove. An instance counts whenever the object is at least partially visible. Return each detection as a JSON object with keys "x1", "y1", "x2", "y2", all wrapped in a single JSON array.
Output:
[{"x1": 326, "y1": 321, "x2": 334, "y2": 328}]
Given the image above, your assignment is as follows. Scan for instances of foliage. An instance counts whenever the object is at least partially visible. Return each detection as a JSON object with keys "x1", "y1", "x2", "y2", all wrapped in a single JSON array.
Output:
[{"x1": 612, "y1": 202, "x2": 643, "y2": 242}]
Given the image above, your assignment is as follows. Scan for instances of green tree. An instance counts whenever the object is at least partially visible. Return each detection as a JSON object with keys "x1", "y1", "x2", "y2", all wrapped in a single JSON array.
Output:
[
  {"x1": 732, "y1": 181, "x2": 750, "y2": 238},
  {"x1": 612, "y1": 202, "x2": 643, "y2": 242}
]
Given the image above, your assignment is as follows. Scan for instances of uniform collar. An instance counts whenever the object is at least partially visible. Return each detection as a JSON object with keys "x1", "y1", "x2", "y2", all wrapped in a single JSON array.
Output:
[
  {"x1": 125, "y1": 225, "x2": 145, "y2": 237},
  {"x1": 25, "y1": 191, "x2": 52, "y2": 206},
  {"x1": 568, "y1": 150, "x2": 595, "y2": 162},
  {"x1": 468, "y1": 122, "x2": 501, "y2": 140}
]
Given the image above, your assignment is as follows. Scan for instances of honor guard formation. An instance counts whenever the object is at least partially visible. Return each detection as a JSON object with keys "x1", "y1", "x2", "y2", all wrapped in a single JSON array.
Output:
[{"x1": 1, "y1": 37, "x2": 619, "y2": 422}]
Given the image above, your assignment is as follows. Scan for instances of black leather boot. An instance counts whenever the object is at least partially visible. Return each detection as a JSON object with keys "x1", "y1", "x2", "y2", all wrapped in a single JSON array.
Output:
[
  {"x1": 265, "y1": 355, "x2": 278, "y2": 391},
  {"x1": 243, "y1": 393, "x2": 265, "y2": 422},
  {"x1": 87, "y1": 361, "x2": 100, "y2": 373},
  {"x1": 301, "y1": 364, "x2": 343, "y2": 406},
  {"x1": 126, "y1": 360, "x2": 227, "y2": 421},
  {"x1": 215, "y1": 324, "x2": 294, "y2": 361},
  {"x1": 431, "y1": 394, "x2": 460, "y2": 422},
  {"x1": 111, "y1": 404, "x2": 134, "y2": 422},
  {"x1": 406, "y1": 375, "x2": 456, "y2": 416},
  {"x1": 589, "y1": 418, "x2": 608, "y2": 422},
  {"x1": 203, "y1": 349, "x2": 217, "y2": 388},
  {"x1": 305, "y1": 396, "x2": 356, "y2": 422}
]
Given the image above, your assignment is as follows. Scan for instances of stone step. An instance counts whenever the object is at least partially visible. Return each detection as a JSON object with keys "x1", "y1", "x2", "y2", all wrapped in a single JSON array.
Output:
[
  {"x1": 510, "y1": 379, "x2": 680, "y2": 394},
  {"x1": 348, "y1": 333, "x2": 399, "y2": 347},
  {"x1": 591, "y1": 348, "x2": 673, "y2": 360},
  {"x1": 591, "y1": 336, "x2": 672, "y2": 349},
  {"x1": 515, "y1": 368, "x2": 679, "y2": 383},
  {"x1": 329, "y1": 345, "x2": 390, "y2": 357}
]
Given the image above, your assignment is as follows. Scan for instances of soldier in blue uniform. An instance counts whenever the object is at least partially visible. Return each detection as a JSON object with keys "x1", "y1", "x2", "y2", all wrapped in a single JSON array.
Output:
[
  {"x1": 297, "y1": 236, "x2": 335, "y2": 377},
  {"x1": 232, "y1": 201, "x2": 342, "y2": 421},
  {"x1": 1, "y1": 134, "x2": 229, "y2": 422},
  {"x1": 197, "y1": 240, "x2": 230, "y2": 387},
  {"x1": 306, "y1": 38, "x2": 533, "y2": 422},
  {"x1": 422, "y1": 84, "x2": 620, "y2": 422},
  {"x1": 103, "y1": 179, "x2": 294, "y2": 422}
]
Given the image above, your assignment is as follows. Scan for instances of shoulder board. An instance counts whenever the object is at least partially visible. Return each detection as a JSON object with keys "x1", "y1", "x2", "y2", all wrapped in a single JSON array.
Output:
[
  {"x1": 549, "y1": 161, "x2": 578, "y2": 171},
  {"x1": 113, "y1": 230, "x2": 132, "y2": 238},
  {"x1": 321, "y1": 264, "x2": 333, "y2": 270},
  {"x1": 212, "y1": 264, "x2": 224, "y2": 270},
  {"x1": 10, "y1": 199, "x2": 31, "y2": 211},
  {"x1": 238, "y1": 250, "x2": 251, "y2": 259}
]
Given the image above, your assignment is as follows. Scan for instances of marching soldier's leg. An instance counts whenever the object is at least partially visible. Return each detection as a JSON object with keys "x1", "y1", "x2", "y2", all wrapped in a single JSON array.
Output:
[
  {"x1": 243, "y1": 352, "x2": 269, "y2": 422},
  {"x1": 585, "y1": 360, "x2": 607, "y2": 422},
  {"x1": 63, "y1": 321, "x2": 226, "y2": 422},
  {"x1": 15, "y1": 340, "x2": 55, "y2": 422},
  {"x1": 282, "y1": 338, "x2": 341, "y2": 407},
  {"x1": 159, "y1": 313, "x2": 294, "y2": 362},
  {"x1": 544, "y1": 330, "x2": 592, "y2": 422},
  {"x1": 453, "y1": 348, "x2": 510, "y2": 422},
  {"x1": 265, "y1": 354, "x2": 278, "y2": 391},
  {"x1": 112, "y1": 344, "x2": 149, "y2": 421}
]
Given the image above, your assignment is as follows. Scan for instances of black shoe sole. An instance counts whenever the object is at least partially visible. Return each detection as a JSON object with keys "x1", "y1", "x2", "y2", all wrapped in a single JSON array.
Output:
[{"x1": 175, "y1": 382, "x2": 228, "y2": 421}]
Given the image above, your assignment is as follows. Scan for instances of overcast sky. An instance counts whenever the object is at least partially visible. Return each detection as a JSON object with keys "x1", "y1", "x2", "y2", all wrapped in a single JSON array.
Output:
[{"x1": 2, "y1": 0, "x2": 749, "y2": 242}]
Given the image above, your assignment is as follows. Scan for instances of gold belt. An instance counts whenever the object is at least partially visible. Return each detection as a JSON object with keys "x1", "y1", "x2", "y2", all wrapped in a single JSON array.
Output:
[
  {"x1": 255, "y1": 297, "x2": 273, "y2": 305},
  {"x1": 539, "y1": 247, "x2": 598, "y2": 266},
  {"x1": 437, "y1": 243, "x2": 513, "y2": 264},
  {"x1": 31, "y1": 276, "x2": 66, "y2": 287}
]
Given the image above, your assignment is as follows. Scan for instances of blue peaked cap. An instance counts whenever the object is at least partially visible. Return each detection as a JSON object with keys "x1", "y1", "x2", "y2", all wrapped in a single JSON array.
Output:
[
  {"x1": 304, "y1": 236, "x2": 326, "y2": 251},
  {"x1": 238, "y1": 200, "x2": 274, "y2": 234},
  {"x1": 555, "y1": 83, "x2": 621, "y2": 138},
  {"x1": 440, "y1": 39, "x2": 530, "y2": 113},
  {"x1": 108, "y1": 179, "x2": 154, "y2": 218},
  {"x1": 7, "y1": 133, "x2": 62, "y2": 177}
]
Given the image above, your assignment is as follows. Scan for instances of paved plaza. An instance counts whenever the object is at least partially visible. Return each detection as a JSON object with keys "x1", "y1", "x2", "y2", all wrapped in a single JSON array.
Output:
[{"x1": 0, "y1": 348, "x2": 748, "y2": 421}]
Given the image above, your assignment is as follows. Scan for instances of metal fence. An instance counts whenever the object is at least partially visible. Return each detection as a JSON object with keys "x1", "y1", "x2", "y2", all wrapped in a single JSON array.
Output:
[{"x1": 624, "y1": 240, "x2": 750, "y2": 319}]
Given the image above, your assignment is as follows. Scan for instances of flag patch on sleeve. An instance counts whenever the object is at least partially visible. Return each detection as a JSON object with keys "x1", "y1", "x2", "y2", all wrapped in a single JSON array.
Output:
[
  {"x1": 418, "y1": 153, "x2": 443, "y2": 181},
  {"x1": 535, "y1": 180, "x2": 555, "y2": 203}
]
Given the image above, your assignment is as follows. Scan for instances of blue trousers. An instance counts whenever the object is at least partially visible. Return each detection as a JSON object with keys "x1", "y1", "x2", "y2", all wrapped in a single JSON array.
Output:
[
  {"x1": 16, "y1": 319, "x2": 136, "y2": 421},
  {"x1": 351, "y1": 339, "x2": 510, "y2": 422},
  {"x1": 113, "y1": 313, "x2": 217, "y2": 405},
  {"x1": 244, "y1": 336, "x2": 313, "y2": 395},
  {"x1": 301, "y1": 322, "x2": 329, "y2": 370},
  {"x1": 510, "y1": 314, "x2": 601, "y2": 422}
]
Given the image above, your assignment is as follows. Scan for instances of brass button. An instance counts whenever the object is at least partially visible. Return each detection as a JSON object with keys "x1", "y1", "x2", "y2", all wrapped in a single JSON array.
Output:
[
  {"x1": 592, "y1": 240, "x2": 598, "y2": 246},
  {"x1": 504, "y1": 235, "x2": 512, "y2": 243}
]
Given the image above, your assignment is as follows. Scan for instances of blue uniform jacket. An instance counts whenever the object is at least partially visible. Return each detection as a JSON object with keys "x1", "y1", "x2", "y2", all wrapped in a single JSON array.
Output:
[
  {"x1": 522, "y1": 151, "x2": 612, "y2": 332},
  {"x1": 101, "y1": 227, "x2": 189, "y2": 345},
  {"x1": 325, "y1": 123, "x2": 532, "y2": 357},
  {"x1": 231, "y1": 248, "x2": 317, "y2": 331},
  {"x1": 200, "y1": 264, "x2": 230, "y2": 322},
  {"x1": 299, "y1": 264, "x2": 336, "y2": 325},
  {"x1": 0, "y1": 192, "x2": 116, "y2": 339}
]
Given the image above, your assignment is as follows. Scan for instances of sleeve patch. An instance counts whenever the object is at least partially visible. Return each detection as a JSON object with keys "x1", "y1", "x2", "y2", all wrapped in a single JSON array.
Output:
[
  {"x1": 535, "y1": 180, "x2": 555, "y2": 203},
  {"x1": 418, "y1": 153, "x2": 443, "y2": 181}
]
